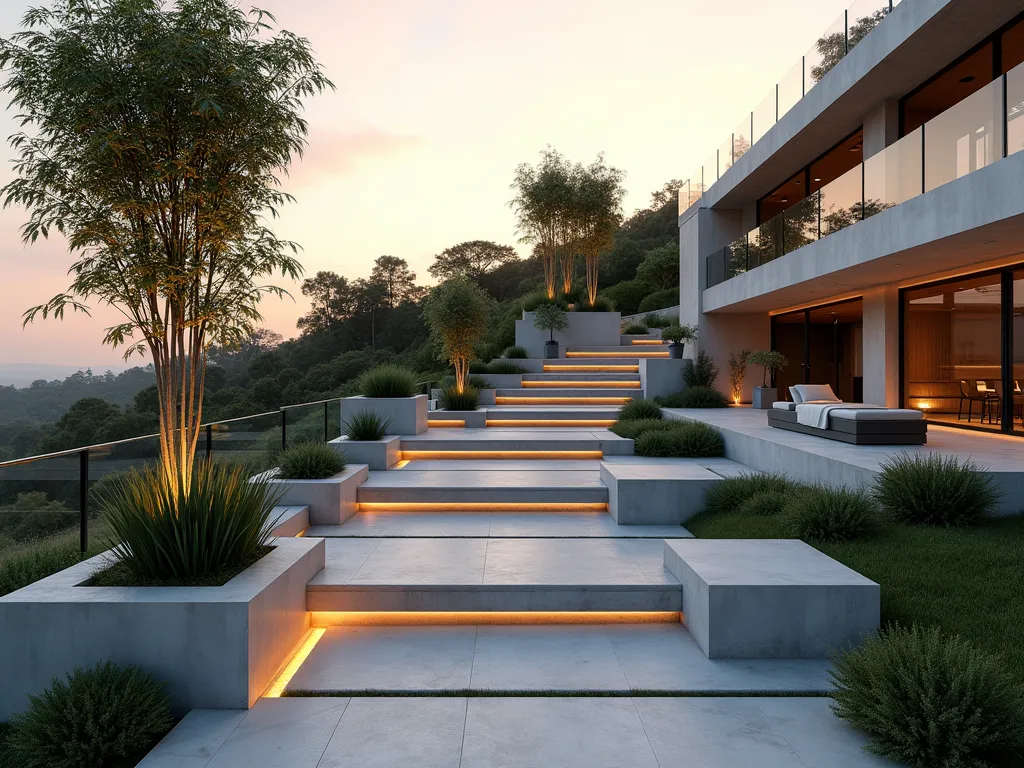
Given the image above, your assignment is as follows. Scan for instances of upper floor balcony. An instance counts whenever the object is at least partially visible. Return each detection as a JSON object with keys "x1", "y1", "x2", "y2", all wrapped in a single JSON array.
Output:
[{"x1": 705, "y1": 60, "x2": 1024, "y2": 289}]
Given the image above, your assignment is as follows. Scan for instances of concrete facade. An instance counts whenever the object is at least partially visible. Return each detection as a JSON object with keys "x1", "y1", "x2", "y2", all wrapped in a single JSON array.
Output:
[
  {"x1": 341, "y1": 394, "x2": 428, "y2": 436},
  {"x1": 638, "y1": 358, "x2": 686, "y2": 400},
  {"x1": 664, "y1": 539, "x2": 880, "y2": 659},
  {"x1": 0, "y1": 537, "x2": 325, "y2": 718},
  {"x1": 515, "y1": 311, "x2": 622, "y2": 359}
]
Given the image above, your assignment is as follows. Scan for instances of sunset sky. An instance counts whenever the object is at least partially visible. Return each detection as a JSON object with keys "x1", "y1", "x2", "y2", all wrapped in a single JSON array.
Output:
[{"x1": 0, "y1": 0, "x2": 851, "y2": 370}]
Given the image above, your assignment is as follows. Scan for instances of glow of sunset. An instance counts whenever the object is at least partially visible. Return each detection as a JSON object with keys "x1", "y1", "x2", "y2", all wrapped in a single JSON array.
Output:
[{"x1": 0, "y1": 0, "x2": 851, "y2": 368}]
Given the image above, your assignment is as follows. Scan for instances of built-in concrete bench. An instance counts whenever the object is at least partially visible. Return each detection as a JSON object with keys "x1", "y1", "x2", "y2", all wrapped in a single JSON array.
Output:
[
  {"x1": 599, "y1": 461, "x2": 723, "y2": 524},
  {"x1": 663, "y1": 539, "x2": 879, "y2": 659}
]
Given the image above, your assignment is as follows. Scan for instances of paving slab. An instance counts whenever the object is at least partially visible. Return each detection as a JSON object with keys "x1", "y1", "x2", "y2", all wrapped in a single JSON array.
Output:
[
  {"x1": 138, "y1": 709, "x2": 247, "y2": 768},
  {"x1": 141, "y1": 696, "x2": 894, "y2": 768},
  {"x1": 601, "y1": 460, "x2": 723, "y2": 524}
]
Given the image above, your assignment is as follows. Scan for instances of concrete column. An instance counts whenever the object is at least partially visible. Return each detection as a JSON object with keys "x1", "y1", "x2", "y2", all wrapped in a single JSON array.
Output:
[
  {"x1": 699, "y1": 312, "x2": 770, "y2": 402},
  {"x1": 862, "y1": 99, "x2": 900, "y2": 160},
  {"x1": 862, "y1": 285, "x2": 900, "y2": 406}
]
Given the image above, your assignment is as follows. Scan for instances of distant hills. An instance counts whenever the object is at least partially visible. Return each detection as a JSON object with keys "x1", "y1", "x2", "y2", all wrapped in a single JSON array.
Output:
[{"x1": 0, "y1": 363, "x2": 134, "y2": 388}]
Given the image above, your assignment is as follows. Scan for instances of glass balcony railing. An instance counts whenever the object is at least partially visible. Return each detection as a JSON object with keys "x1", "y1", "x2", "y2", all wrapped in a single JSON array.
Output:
[
  {"x1": 679, "y1": 0, "x2": 900, "y2": 215},
  {"x1": 705, "y1": 61, "x2": 1024, "y2": 289}
]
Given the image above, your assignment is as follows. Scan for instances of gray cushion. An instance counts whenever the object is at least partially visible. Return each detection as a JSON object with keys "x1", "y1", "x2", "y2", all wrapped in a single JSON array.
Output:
[
  {"x1": 791, "y1": 384, "x2": 840, "y2": 404},
  {"x1": 772, "y1": 401, "x2": 796, "y2": 411}
]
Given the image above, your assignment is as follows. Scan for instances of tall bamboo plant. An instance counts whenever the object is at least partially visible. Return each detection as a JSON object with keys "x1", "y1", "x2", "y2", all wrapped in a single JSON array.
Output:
[
  {"x1": 577, "y1": 155, "x2": 625, "y2": 306},
  {"x1": 423, "y1": 277, "x2": 492, "y2": 393},
  {"x1": 0, "y1": 0, "x2": 331, "y2": 496}
]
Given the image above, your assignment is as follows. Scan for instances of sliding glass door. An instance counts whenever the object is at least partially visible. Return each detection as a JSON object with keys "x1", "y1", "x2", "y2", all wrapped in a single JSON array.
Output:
[{"x1": 770, "y1": 298, "x2": 863, "y2": 401}]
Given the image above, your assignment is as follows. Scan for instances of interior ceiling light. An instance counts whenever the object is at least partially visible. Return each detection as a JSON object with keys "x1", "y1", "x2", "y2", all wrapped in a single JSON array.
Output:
[
  {"x1": 959, "y1": 75, "x2": 976, "y2": 83},
  {"x1": 813, "y1": 177, "x2": 821, "y2": 182},
  {"x1": 780, "y1": 197, "x2": 789, "y2": 202}
]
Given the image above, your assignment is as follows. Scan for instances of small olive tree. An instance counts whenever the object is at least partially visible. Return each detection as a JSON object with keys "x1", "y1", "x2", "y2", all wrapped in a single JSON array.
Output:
[
  {"x1": 749, "y1": 350, "x2": 789, "y2": 387},
  {"x1": 0, "y1": 0, "x2": 331, "y2": 495},
  {"x1": 423, "y1": 277, "x2": 492, "y2": 393},
  {"x1": 533, "y1": 303, "x2": 568, "y2": 342}
]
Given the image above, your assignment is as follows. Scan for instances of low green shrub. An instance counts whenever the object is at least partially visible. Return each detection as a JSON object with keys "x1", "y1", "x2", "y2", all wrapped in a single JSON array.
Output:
[
  {"x1": 278, "y1": 442, "x2": 346, "y2": 480},
  {"x1": 874, "y1": 452, "x2": 1001, "y2": 527},
  {"x1": 608, "y1": 418, "x2": 676, "y2": 440},
  {"x1": 640, "y1": 312, "x2": 670, "y2": 328},
  {"x1": 7, "y1": 662, "x2": 172, "y2": 768},
  {"x1": 468, "y1": 361, "x2": 488, "y2": 374},
  {"x1": 831, "y1": 624, "x2": 1024, "y2": 768},
  {"x1": 618, "y1": 399, "x2": 663, "y2": 421},
  {"x1": 0, "y1": 541, "x2": 82, "y2": 598},
  {"x1": 441, "y1": 374, "x2": 490, "y2": 390},
  {"x1": 358, "y1": 364, "x2": 417, "y2": 398},
  {"x1": 684, "y1": 350, "x2": 719, "y2": 389},
  {"x1": 702, "y1": 472, "x2": 798, "y2": 516},
  {"x1": 439, "y1": 385, "x2": 480, "y2": 411},
  {"x1": 658, "y1": 386, "x2": 728, "y2": 409},
  {"x1": 634, "y1": 430, "x2": 678, "y2": 457},
  {"x1": 575, "y1": 295, "x2": 614, "y2": 312},
  {"x1": 637, "y1": 287, "x2": 678, "y2": 313},
  {"x1": 781, "y1": 486, "x2": 880, "y2": 542},
  {"x1": 99, "y1": 462, "x2": 280, "y2": 583},
  {"x1": 666, "y1": 421, "x2": 725, "y2": 458},
  {"x1": 342, "y1": 411, "x2": 392, "y2": 441},
  {"x1": 503, "y1": 345, "x2": 528, "y2": 359},
  {"x1": 520, "y1": 290, "x2": 565, "y2": 312},
  {"x1": 735, "y1": 490, "x2": 789, "y2": 517},
  {"x1": 487, "y1": 361, "x2": 526, "y2": 374},
  {"x1": 622, "y1": 322, "x2": 648, "y2": 335}
]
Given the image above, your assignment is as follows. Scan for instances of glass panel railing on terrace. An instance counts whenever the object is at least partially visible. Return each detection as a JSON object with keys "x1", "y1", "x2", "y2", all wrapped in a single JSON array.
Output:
[
  {"x1": 863, "y1": 126, "x2": 922, "y2": 213},
  {"x1": 819, "y1": 164, "x2": 863, "y2": 237},
  {"x1": 703, "y1": 152, "x2": 719, "y2": 190},
  {"x1": 1008, "y1": 61, "x2": 1024, "y2": 156},
  {"x1": 677, "y1": 0, "x2": 899, "y2": 215},
  {"x1": 718, "y1": 135, "x2": 735, "y2": 176},
  {"x1": 924, "y1": 79, "x2": 1004, "y2": 193}
]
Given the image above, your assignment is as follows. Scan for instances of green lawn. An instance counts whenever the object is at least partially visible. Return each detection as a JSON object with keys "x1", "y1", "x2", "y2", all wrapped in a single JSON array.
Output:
[{"x1": 686, "y1": 512, "x2": 1024, "y2": 681}]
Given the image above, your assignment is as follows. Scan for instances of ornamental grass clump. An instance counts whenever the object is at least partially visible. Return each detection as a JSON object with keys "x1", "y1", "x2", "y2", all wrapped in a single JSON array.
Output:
[
  {"x1": 608, "y1": 418, "x2": 675, "y2": 440},
  {"x1": 634, "y1": 430, "x2": 678, "y2": 458},
  {"x1": 358, "y1": 364, "x2": 417, "y2": 398},
  {"x1": 831, "y1": 624, "x2": 1024, "y2": 768},
  {"x1": 735, "y1": 490, "x2": 789, "y2": 517},
  {"x1": 502, "y1": 345, "x2": 528, "y2": 359},
  {"x1": 622, "y1": 322, "x2": 648, "y2": 334},
  {"x1": 98, "y1": 462, "x2": 280, "y2": 584},
  {"x1": 7, "y1": 662, "x2": 172, "y2": 768},
  {"x1": 618, "y1": 399, "x2": 662, "y2": 421},
  {"x1": 277, "y1": 442, "x2": 346, "y2": 480},
  {"x1": 702, "y1": 473, "x2": 797, "y2": 516},
  {"x1": 439, "y1": 385, "x2": 480, "y2": 411},
  {"x1": 874, "y1": 452, "x2": 1001, "y2": 526},
  {"x1": 342, "y1": 411, "x2": 391, "y2": 441},
  {"x1": 487, "y1": 361, "x2": 527, "y2": 374},
  {"x1": 781, "y1": 485, "x2": 880, "y2": 543},
  {"x1": 659, "y1": 386, "x2": 728, "y2": 409},
  {"x1": 664, "y1": 421, "x2": 725, "y2": 458}
]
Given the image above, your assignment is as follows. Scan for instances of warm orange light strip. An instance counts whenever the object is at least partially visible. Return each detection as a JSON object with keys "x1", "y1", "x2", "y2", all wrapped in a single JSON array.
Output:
[
  {"x1": 264, "y1": 628, "x2": 325, "y2": 698},
  {"x1": 566, "y1": 351, "x2": 668, "y2": 358},
  {"x1": 391, "y1": 459, "x2": 410, "y2": 469},
  {"x1": 521, "y1": 381, "x2": 640, "y2": 388},
  {"x1": 631, "y1": 339, "x2": 666, "y2": 345},
  {"x1": 544, "y1": 365, "x2": 639, "y2": 372},
  {"x1": 311, "y1": 611, "x2": 681, "y2": 627},
  {"x1": 427, "y1": 419, "x2": 465, "y2": 427},
  {"x1": 358, "y1": 502, "x2": 608, "y2": 512},
  {"x1": 485, "y1": 420, "x2": 616, "y2": 427},
  {"x1": 496, "y1": 397, "x2": 631, "y2": 405},
  {"x1": 399, "y1": 450, "x2": 603, "y2": 460}
]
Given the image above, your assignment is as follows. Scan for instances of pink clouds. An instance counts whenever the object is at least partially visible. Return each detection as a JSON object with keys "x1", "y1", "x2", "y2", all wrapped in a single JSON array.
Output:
[{"x1": 285, "y1": 127, "x2": 423, "y2": 187}]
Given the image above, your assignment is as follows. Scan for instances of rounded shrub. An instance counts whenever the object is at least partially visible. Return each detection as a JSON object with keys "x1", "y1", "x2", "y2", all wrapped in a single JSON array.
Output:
[
  {"x1": 468, "y1": 361, "x2": 488, "y2": 374},
  {"x1": 634, "y1": 430, "x2": 679, "y2": 457},
  {"x1": 874, "y1": 452, "x2": 1001, "y2": 527},
  {"x1": 439, "y1": 385, "x2": 480, "y2": 411},
  {"x1": 342, "y1": 411, "x2": 392, "y2": 441},
  {"x1": 608, "y1": 418, "x2": 675, "y2": 440},
  {"x1": 831, "y1": 624, "x2": 1024, "y2": 768},
  {"x1": 736, "y1": 490, "x2": 788, "y2": 517},
  {"x1": 781, "y1": 486, "x2": 880, "y2": 542},
  {"x1": 702, "y1": 472, "x2": 797, "y2": 516},
  {"x1": 642, "y1": 312, "x2": 672, "y2": 328},
  {"x1": 618, "y1": 399, "x2": 662, "y2": 421},
  {"x1": 278, "y1": 441, "x2": 346, "y2": 480},
  {"x1": 622, "y1": 322, "x2": 648, "y2": 335},
  {"x1": 503, "y1": 345, "x2": 528, "y2": 359},
  {"x1": 7, "y1": 662, "x2": 172, "y2": 768},
  {"x1": 668, "y1": 421, "x2": 725, "y2": 458},
  {"x1": 487, "y1": 361, "x2": 526, "y2": 374},
  {"x1": 659, "y1": 386, "x2": 728, "y2": 409},
  {"x1": 358, "y1": 364, "x2": 416, "y2": 398},
  {"x1": 637, "y1": 287, "x2": 678, "y2": 313}
]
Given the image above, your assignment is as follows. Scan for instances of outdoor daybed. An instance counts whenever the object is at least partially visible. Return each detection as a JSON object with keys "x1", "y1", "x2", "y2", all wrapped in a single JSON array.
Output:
[{"x1": 767, "y1": 384, "x2": 926, "y2": 445}]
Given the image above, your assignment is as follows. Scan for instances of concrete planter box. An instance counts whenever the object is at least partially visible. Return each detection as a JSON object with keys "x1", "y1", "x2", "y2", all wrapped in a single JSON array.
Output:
[
  {"x1": 601, "y1": 461, "x2": 723, "y2": 524},
  {"x1": 267, "y1": 465, "x2": 368, "y2": 525},
  {"x1": 515, "y1": 311, "x2": 621, "y2": 358},
  {"x1": 752, "y1": 387, "x2": 777, "y2": 409},
  {"x1": 341, "y1": 394, "x2": 428, "y2": 436},
  {"x1": 480, "y1": 374, "x2": 523, "y2": 389},
  {"x1": 0, "y1": 537, "x2": 325, "y2": 719},
  {"x1": 639, "y1": 358, "x2": 687, "y2": 400},
  {"x1": 329, "y1": 436, "x2": 400, "y2": 470},
  {"x1": 433, "y1": 409, "x2": 487, "y2": 428},
  {"x1": 478, "y1": 388, "x2": 496, "y2": 406}
]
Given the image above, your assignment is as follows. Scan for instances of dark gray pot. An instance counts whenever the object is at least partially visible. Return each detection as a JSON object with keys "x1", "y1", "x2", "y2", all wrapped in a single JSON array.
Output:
[
  {"x1": 667, "y1": 342, "x2": 684, "y2": 359},
  {"x1": 752, "y1": 387, "x2": 777, "y2": 410},
  {"x1": 544, "y1": 340, "x2": 559, "y2": 359}
]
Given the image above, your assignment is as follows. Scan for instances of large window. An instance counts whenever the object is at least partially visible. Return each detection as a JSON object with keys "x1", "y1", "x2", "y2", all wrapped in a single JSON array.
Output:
[{"x1": 902, "y1": 269, "x2": 1022, "y2": 433}]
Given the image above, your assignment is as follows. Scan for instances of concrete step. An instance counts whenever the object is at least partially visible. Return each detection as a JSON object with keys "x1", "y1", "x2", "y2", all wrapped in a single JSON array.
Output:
[
  {"x1": 399, "y1": 429, "x2": 632, "y2": 455},
  {"x1": 496, "y1": 395, "x2": 634, "y2": 406},
  {"x1": 495, "y1": 388, "x2": 638, "y2": 398},
  {"x1": 519, "y1": 381, "x2": 641, "y2": 389},
  {"x1": 483, "y1": 408, "x2": 620, "y2": 427},
  {"x1": 356, "y1": 469, "x2": 609, "y2": 506},
  {"x1": 541, "y1": 361, "x2": 639, "y2": 372},
  {"x1": 522, "y1": 372, "x2": 641, "y2": 382},
  {"x1": 566, "y1": 345, "x2": 668, "y2": 353}
]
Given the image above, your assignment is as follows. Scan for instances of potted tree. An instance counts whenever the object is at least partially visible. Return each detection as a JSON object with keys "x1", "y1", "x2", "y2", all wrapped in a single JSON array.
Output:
[
  {"x1": 748, "y1": 350, "x2": 789, "y2": 409},
  {"x1": 661, "y1": 323, "x2": 697, "y2": 359},
  {"x1": 533, "y1": 303, "x2": 568, "y2": 359}
]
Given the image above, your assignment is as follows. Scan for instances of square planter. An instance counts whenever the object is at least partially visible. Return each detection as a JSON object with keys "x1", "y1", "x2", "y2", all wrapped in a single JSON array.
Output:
[
  {"x1": 480, "y1": 374, "x2": 523, "y2": 389},
  {"x1": 478, "y1": 388, "x2": 496, "y2": 406},
  {"x1": 266, "y1": 464, "x2": 368, "y2": 525},
  {"x1": 0, "y1": 537, "x2": 325, "y2": 718},
  {"x1": 340, "y1": 394, "x2": 428, "y2": 436},
  {"x1": 433, "y1": 409, "x2": 487, "y2": 428},
  {"x1": 329, "y1": 436, "x2": 400, "y2": 470},
  {"x1": 752, "y1": 387, "x2": 777, "y2": 409}
]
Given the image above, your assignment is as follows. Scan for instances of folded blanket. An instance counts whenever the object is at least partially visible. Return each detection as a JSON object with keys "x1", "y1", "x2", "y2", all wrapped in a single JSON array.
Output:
[{"x1": 796, "y1": 402, "x2": 886, "y2": 429}]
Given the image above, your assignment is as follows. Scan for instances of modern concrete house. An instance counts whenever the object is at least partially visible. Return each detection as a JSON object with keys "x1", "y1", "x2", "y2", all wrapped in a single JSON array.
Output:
[{"x1": 680, "y1": 0, "x2": 1024, "y2": 436}]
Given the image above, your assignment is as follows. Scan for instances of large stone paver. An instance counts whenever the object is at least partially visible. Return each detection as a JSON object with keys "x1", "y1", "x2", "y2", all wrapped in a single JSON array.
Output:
[
  {"x1": 283, "y1": 624, "x2": 832, "y2": 694},
  {"x1": 141, "y1": 697, "x2": 896, "y2": 768}
]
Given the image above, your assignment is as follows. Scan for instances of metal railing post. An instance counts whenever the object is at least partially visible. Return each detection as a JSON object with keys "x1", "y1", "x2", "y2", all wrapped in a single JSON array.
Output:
[
  {"x1": 324, "y1": 401, "x2": 329, "y2": 442},
  {"x1": 844, "y1": 10, "x2": 849, "y2": 56},
  {"x1": 79, "y1": 449, "x2": 89, "y2": 554},
  {"x1": 206, "y1": 423, "x2": 213, "y2": 461},
  {"x1": 281, "y1": 410, "x2": 287, "y2": 453}
]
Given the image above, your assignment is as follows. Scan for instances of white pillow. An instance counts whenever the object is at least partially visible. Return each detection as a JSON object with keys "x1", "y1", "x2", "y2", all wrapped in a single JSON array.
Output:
[{"x1": 791, "y1": 384, "x2": 840, "y2": 404}]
